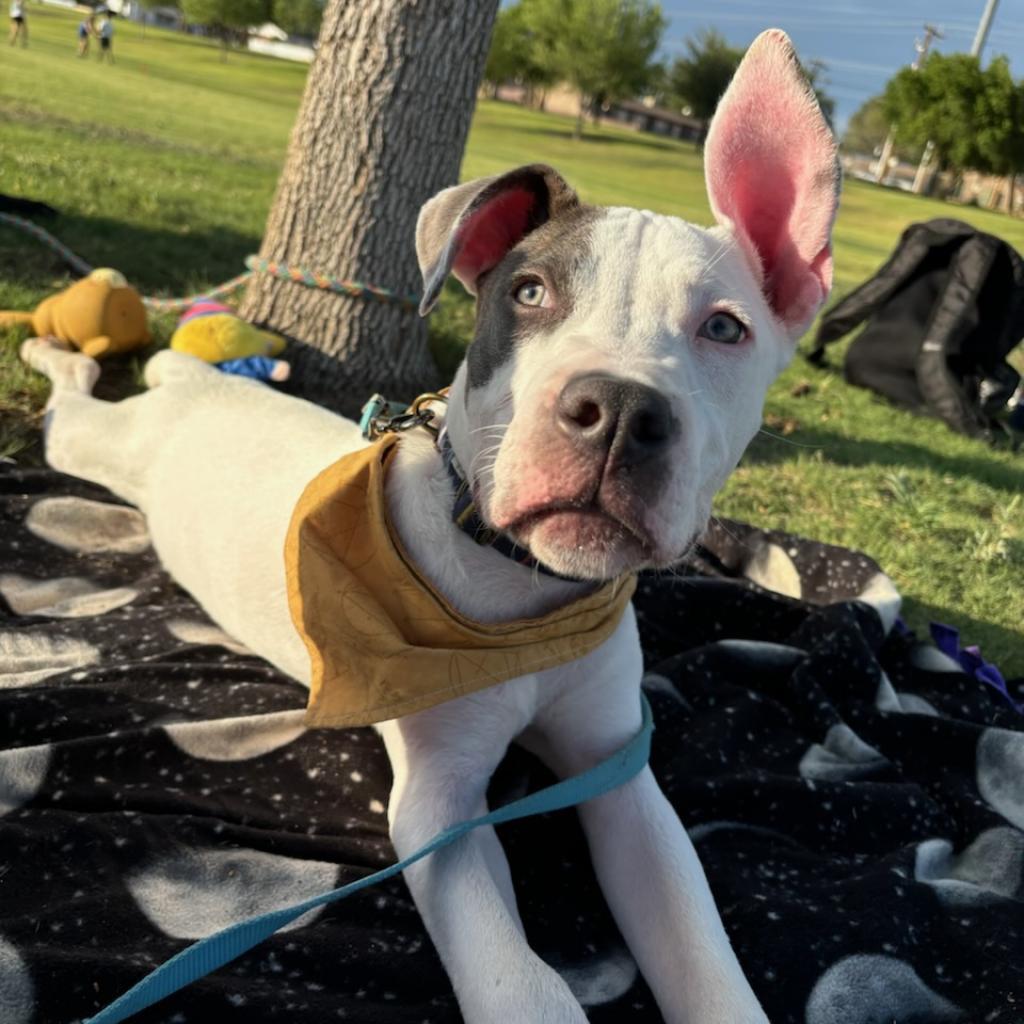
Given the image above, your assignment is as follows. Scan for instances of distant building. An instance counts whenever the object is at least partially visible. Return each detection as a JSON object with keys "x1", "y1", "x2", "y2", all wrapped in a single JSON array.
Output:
[
  {"x1": 493, "y1": 85, "x2": 705, "y2": 143},
  {"x1": 103, "y1": 1, "x2": 184, "y2": 30},
  {"x1": 602, "y1": 99, "x2": 705, "y2": 143},
  {"x1": 959, "y1": 170, "x2": 1023, "y2": 215}
]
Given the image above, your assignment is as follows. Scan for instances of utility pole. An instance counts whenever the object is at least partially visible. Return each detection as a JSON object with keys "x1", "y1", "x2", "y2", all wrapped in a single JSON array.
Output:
[
  {"x1": 875, "y1": 24, "x2": 942, "y2": 184},
  {"x1": 912, "y1": 1, "x2": 1000, "y2": 196},
  {"x1": 971, "y1": 0, "x2": 999, "y2": 57},
  {"x1": 907, "y1": 24, "x2": 944, "y2": 193},
  {"x1": 968, "y1": 0, "x2": 1009, "y2": 210}
]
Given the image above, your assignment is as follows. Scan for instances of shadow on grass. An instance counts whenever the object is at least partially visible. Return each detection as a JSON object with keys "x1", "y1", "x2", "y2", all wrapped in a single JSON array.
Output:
[
  {"x1": 901, "y1": 595, "x2": 1024, "y2": 681},
  {"x1": 503, "y1": 122, "x2": 696, "y2": 154},
  {"x1": 744, "y1": 422, "x2": 1024, "y2": 495},
  {"x1": 0, "y1": 209, "x2": 260, "y2": 295}
]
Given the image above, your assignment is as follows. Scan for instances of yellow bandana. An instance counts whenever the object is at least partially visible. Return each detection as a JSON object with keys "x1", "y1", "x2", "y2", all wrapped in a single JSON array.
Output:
[{"x1": 285, "y1": 435, "x2": 637, "y2": 728}]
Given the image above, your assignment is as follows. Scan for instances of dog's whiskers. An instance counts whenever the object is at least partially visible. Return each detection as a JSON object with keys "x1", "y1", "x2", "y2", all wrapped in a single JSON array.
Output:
[{"x1": 756, "y1": 428, "x2": 824, "y2": 449}]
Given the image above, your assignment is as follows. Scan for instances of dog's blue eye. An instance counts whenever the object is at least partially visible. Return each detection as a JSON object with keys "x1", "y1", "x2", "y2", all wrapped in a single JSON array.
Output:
[
  {"x1": 514, "y1": 281, "x2": 548, "y2": 307},
  {"x1": 698, "y1": 312, "x2": 746, "y2": 344}
]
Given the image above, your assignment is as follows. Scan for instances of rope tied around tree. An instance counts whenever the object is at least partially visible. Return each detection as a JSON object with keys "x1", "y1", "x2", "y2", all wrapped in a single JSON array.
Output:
[
  {"x1": 243, "y1": 255, "x2": 421, "y2": 312},
  {"x1": 0, "y1": 211, "x2": 422, "y2": 314}
]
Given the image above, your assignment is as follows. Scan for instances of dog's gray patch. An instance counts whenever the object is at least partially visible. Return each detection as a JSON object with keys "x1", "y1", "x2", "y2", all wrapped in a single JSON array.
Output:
[
  {"x1": 25, "y1": 497, "x2": 150, "y2": 554},
  {"x1": 467, "y1": 205, "x2": 602, "y2": 390}
]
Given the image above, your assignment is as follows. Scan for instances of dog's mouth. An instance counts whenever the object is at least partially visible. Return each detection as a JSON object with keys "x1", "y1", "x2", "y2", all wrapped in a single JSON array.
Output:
[{"x1": 501, "y1": 500, "x2": 654, "y2": 578}]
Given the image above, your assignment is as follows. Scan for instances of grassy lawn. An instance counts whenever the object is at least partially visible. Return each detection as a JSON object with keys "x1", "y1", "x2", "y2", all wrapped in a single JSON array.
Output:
[{"x1": 2, "y1": 5, "x2": 1022, "y2": 673}]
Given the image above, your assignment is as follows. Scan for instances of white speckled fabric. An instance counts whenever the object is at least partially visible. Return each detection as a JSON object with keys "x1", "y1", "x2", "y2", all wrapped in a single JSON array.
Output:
[{"x1": 1, "y1": 466, "x2": 1021, "y2": 1024}]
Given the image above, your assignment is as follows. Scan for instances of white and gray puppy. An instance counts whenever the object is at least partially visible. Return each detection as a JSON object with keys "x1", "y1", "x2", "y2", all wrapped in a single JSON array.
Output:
[{"x1": 24, "y1": 29, "x2": 838, "y2": 1024}]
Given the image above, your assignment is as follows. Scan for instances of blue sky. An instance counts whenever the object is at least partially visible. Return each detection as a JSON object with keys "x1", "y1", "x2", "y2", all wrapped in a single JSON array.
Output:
[{"x1": 658, "y1": 0, "x2": 1024, "y2": 132}]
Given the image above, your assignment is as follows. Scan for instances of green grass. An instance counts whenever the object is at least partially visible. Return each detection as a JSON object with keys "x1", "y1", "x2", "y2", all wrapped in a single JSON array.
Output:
[{"x1": 2, "y1": 5, "x2": 1022, "y2": 673}]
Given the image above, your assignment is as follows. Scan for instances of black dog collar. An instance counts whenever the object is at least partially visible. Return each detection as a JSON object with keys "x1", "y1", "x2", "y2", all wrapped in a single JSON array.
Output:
[
  {"x1": 437, "y1": 426, "x2": 576, "y2": 580},
  {"x1": 361, "y1": 392, "x2": 579, "y2": 582}
]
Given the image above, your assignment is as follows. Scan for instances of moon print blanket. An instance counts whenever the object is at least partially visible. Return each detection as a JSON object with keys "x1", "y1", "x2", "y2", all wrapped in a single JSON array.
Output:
[{"x1": 1, "y1": 464, "x2": 1022, "y2": 1024}]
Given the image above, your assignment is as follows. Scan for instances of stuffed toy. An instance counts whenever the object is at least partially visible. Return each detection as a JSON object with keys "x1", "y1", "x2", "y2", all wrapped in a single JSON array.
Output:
[
  {"x1": 0, "y1": 268, "x2": 150, "y2": 358},
  {"x1": 171, "y1": 299, "x2": 289, "y2": 382}
]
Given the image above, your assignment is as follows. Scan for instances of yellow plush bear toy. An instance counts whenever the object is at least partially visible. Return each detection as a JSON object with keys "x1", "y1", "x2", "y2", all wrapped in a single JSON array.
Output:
[{"x1": 0, "y1": 268, "x2": 150, "y2": 358}]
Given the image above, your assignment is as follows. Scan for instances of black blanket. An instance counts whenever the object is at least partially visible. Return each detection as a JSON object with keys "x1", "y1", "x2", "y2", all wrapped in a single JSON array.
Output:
[{"x1": 1, "y1": 465, "x2": 1022, "y2": 1024}]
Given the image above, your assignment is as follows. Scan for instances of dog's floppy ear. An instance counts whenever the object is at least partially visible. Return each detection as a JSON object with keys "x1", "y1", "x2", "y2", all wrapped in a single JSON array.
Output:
[
  {"x1": 416, "y1": 164, "x2": 579, "y2": 315},
  {"x1": 704, "y1": 29, "x2": 840, "y2": 338}
]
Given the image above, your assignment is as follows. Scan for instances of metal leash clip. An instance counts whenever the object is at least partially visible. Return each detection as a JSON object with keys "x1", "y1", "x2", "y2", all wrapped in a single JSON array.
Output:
[{"x1": 359, "y1": 391, "x2": 449, "y2": 441}]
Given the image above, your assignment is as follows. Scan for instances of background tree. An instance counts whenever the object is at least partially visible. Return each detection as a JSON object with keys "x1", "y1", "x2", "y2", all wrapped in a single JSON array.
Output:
[
  {"x1": 271, "y1": 0, "x2": 324, "y2": 39},
  {"x1": 665, "y1": 29, "x2": 741, "y2": 120},
  {"x1": 970, "y1": 56, "x2": 1024, "y2": 209},
  {"x1": 883, "y1": 51, "x2": 1024, "y2": 201},
  {"x1": 524, "y1": 0, "x2": 665, "y2": 137},
  {"x1": 239, "y1": 0, "x2": 499, "y2": 414},
  {"x1": 843, "y1": 94, "x2": 923, "y2": 162},
  {"x1": 179, "y1": 0, "x2": 270, "y2": 59},
  {"x1": 665, "y1": 30, "x2": 834, "y2": 129},
  {"x1": 511, "y1": 0, "x2": 561, "y2": 108},
  {"x1": 483, "y1": 4, "x2": 531, "y2": 97}
]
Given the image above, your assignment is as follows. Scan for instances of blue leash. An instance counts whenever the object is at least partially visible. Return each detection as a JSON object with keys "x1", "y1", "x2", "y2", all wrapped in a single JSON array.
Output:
[{"x1": 86, "y1": 694, "x2": 654, "y2": 1023}]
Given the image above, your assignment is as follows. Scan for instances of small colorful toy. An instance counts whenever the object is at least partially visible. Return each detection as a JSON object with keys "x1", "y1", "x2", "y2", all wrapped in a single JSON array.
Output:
[
  {"x1": 0, "y1": 268, "x2": 150, "y2": 358},
  {"x1": 170, "y1": 299, "x2": 289, "y2": 382}
]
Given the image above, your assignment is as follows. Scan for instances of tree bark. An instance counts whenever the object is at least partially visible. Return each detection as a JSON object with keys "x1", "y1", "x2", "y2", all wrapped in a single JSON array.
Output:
[{"x1": 240, "y1": 0, "x2": 499, "y2": 416}]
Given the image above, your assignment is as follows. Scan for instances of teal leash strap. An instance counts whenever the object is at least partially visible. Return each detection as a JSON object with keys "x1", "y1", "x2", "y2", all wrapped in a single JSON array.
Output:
[{"x1": 86, "y1": 694, "x2": 654, "y2": 1024}]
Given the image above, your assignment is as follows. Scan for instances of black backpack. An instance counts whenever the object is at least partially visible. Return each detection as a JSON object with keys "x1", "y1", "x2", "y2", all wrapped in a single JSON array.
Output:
[{"x1": 809, "y1": 218, "x2": 1024, "y2": 441}]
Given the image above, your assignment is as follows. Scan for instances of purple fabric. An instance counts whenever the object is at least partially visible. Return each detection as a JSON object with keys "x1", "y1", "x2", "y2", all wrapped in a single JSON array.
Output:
[{"x1": 930, "y1": 621, "x2": 1023, "y2": 714}]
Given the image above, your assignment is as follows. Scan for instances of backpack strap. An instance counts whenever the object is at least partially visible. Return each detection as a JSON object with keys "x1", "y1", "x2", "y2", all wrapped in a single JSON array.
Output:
[
  {"x1": 807, "y1": 221, "x2": 969, "y2": 365},
  {"x1": 915, "y1": 233, "x2": 1000, "y2": 438}
]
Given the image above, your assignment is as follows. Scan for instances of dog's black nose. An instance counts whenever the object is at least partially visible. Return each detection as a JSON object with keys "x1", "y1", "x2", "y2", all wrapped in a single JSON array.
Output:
[{"x1": 556, "y1": 374, "x2": 676, "y2": 465}]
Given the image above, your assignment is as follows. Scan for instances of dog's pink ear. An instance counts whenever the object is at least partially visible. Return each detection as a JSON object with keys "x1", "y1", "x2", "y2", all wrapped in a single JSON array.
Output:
[
  {"x1": 704, "y1": 29, "x2": 839, "y2": 338},
  {"x1": 416, "y1": 165, "x2": 578, "y2": 315}
]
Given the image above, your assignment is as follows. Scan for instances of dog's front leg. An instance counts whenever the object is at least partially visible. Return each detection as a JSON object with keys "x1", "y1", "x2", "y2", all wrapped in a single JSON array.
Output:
[
  {"x1": 576, "y1": 765, "x2": 767, "y2": 1024},
  {"x1": 531, "y1": 620, "x2": 769, "y2": 1024},
  {"x1": 379, "y1": 698, "x2": 589, "y2": 1024}
]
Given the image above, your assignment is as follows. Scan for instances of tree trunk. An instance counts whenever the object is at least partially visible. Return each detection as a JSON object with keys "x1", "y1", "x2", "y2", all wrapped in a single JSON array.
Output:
[
  {"x1": 240, "y1": 0, "x2": 499, "y2": 416},
  {"x1": 574, "y1": 95, "x2": 586, "y2": 139}
]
